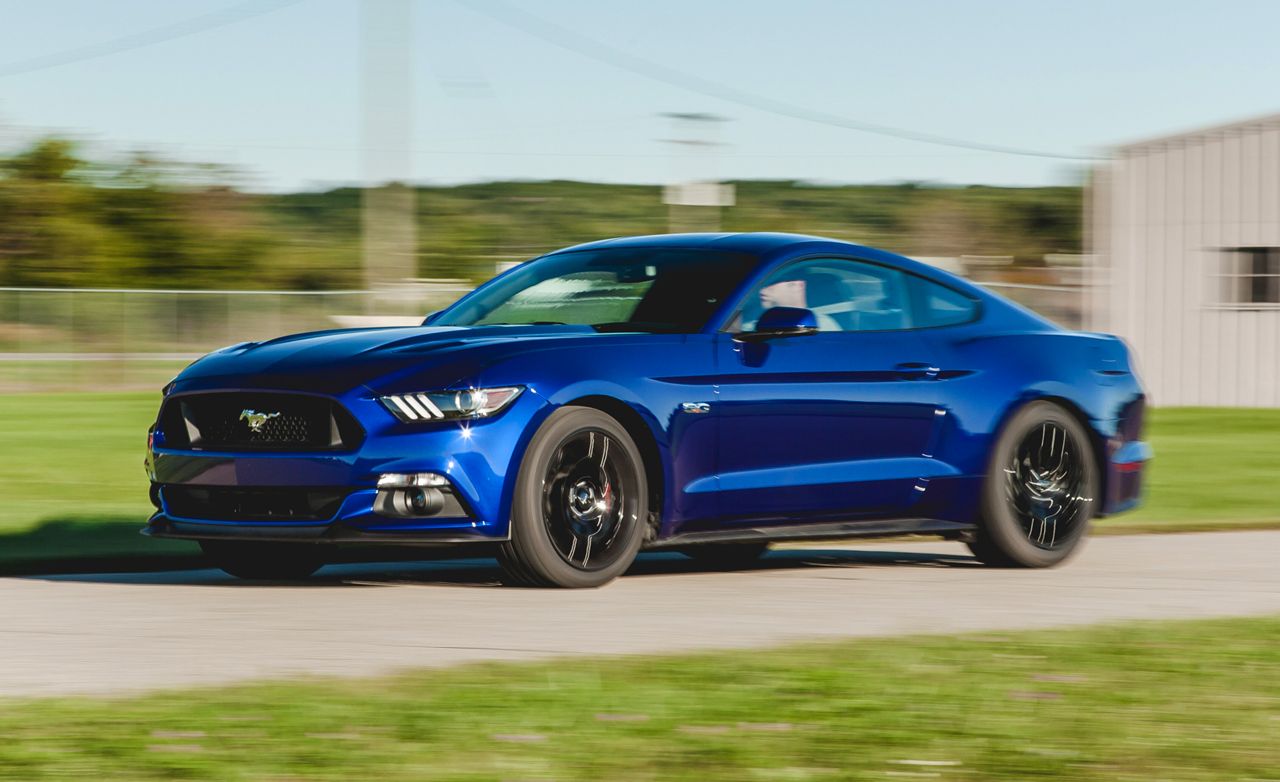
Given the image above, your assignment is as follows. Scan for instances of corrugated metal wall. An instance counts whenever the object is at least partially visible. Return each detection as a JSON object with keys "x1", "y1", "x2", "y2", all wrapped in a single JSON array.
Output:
[{"x1": 1089, "y1": 117, "x2": 1280, "y2": 407}]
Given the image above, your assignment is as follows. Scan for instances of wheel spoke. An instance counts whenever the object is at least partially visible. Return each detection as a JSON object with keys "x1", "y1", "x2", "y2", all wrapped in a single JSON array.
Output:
[
  {"x1": 1007, "y1": 421, "x2": 1088, "y2": 551},
  {"x1": 539, "y1": 427, "x2": 636, "y2": 572}
]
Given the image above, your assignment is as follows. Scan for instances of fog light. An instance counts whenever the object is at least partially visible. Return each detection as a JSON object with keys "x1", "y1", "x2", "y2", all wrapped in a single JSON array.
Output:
[
  {"x1": 377, "y1": 472, "x2": 449, "y2": 489},
  {"x1": 373, "y1": 473, "x2": 463, "y2": 518},
  {"x1": 377, "y1": 487, "x2": 446, "y2": 517},
  {"x1": 406, "y1": 487, "x2": 444, "y2": 515}
]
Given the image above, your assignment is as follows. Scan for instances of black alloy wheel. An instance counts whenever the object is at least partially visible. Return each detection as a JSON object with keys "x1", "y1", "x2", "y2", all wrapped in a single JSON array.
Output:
[
  {"x1": 540, "y1": 428, "x2": 634, "y2": 571},
  {"x1": 968, "y1": 400, "x2": 1098, "y2": 568},
  {"x1": 499, "y1": 407, "x2": 647, "y2": 588},
  {"x1": 1006, "y1": 421, "x2": 1090, "y2": 549}
]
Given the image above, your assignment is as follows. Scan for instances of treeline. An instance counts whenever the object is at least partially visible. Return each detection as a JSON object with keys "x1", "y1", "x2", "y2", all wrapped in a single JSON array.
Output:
[{"x1": 0, "y1": 137, "x2": 1081, "y2": 290}]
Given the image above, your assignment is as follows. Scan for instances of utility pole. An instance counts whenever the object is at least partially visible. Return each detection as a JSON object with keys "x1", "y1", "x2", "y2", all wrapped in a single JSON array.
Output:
[
  {"x1": 660, "y1": 112, "x2": 733, "y2": 233},
  {"x1": 361, "y1": 0, "x2": 416, "y2": 302}
]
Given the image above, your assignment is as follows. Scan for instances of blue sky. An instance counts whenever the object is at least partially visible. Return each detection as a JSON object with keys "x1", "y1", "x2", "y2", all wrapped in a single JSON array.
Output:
[{"x1": 1, "y1": 0, "x2": 1278, "y2": 191}]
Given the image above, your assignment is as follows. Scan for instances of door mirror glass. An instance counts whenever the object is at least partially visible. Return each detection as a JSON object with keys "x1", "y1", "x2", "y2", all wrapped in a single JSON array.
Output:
[{"x1": 738, "y1": 306, "x2": 819, "y2": 341}]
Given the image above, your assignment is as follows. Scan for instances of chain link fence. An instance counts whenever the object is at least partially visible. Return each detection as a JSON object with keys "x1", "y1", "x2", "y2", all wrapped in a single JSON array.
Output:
[
  {"x1": 978, "y1": 282, "x2": 1084, "y2": 331},
  {"x1": 0, "y1": 284, "x2": 469, "y2": 392}
]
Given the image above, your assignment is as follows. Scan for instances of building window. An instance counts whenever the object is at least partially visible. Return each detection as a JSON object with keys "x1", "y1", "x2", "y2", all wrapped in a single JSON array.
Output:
[{"x1": 1220, "y1": 248, "x2": 1280, "y2": 307}]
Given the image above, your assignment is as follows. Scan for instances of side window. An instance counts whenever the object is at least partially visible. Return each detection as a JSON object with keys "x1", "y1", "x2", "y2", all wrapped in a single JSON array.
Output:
[
  {"x1": 738, "y1": 258, "x2": 911, "y2": 332},
  {"x1": 908, "y1": 276, "x2": 980, "y2": 328}
]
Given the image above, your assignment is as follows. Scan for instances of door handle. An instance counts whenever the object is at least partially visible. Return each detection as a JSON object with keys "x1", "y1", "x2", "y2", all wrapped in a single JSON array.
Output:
[{"x1": 895, "y1": 362, "x2": 940, "y2": 380}]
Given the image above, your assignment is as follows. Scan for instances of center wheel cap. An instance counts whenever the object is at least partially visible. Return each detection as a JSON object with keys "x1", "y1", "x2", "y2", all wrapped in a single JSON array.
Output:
[{"x1": 567, "y1": 478, "x2": 604, "y2": 527}]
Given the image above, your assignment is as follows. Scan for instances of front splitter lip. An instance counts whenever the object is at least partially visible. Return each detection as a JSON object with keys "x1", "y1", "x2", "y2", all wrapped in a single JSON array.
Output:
[{"x1": 144, "y1": 513, "x2": 509, "y2": 546}]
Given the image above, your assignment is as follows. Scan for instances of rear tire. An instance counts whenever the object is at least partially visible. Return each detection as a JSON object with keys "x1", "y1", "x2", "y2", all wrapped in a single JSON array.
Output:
[
  {"x1": 498, "y1": 407, "x2": 648, "y2": 588},
  {"x1": 967, "y1": 400, "x2": 1099, "y2": 568},
  {"x1": 679, "y1": 542, "x2": 769, "y2": 569},
  {"x1": 199, "y1": 540, "x2": 324, "y2": 580}
]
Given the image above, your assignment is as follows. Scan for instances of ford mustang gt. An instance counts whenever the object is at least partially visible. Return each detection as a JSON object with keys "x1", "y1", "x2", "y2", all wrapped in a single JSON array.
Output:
[{"x1": 144, "y1": 233, "x2": 1150, "y2": 587}]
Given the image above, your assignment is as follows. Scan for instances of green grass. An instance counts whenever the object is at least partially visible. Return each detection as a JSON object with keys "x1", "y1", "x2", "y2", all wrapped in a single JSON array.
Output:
[
  {"x1": 0, "y1": 394, "x2": 1277, "y2": 571},
  {"x1": 0, "y1": 391, "x2": 197, "y2": 568},
  {"x1": 1096, "y1": 407, "x2": 1280, "y2": 532},
  {"x1": 1, "y1": 615, "x2": 1277, "y2": 780},
  {"x1": 0, "y1": 392, "x2": 159, "y2": 534}
]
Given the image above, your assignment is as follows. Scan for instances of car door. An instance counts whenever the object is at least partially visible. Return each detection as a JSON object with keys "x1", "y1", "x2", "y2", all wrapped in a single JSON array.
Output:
[{"x1": 712, "y1": 257, "x2": 947, "y2": 525}]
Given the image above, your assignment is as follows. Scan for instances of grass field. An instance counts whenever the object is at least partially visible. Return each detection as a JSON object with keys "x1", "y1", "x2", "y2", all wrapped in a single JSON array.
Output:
[
  {"x1": 0, "y1": 615, "x2": 1276, "y2": 780},
  {"x1": 0, "y1": 392, "x2": 198, "y2": 568},
  {"x1": 0, "y1": 393, "x2": 1277, "y2": 570},
  {"x1": 1106, "y1": 406, "x2": 1280, "y2": 530}
]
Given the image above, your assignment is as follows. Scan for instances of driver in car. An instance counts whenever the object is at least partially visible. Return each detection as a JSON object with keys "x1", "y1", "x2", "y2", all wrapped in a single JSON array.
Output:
[{"x1": 758, "y1": 275, "x2": 841, "y2": 331}]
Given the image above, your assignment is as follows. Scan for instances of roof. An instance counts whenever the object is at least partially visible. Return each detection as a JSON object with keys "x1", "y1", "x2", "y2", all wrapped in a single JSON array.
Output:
[
  {"x1": 1115, "y1": 109, "x2": 1280, "y2": 153},
  {"x1": 554, "y1": 232, "x2": 829, "y2": 255},
  {"x1": 544, "y1": 232, "x2": 991, "y2": 299}
]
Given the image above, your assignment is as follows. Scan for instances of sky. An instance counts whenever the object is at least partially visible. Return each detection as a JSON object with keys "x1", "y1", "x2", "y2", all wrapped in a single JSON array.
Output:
[{"x1": 1, "y1": 0, "x2": 1279, "y2": 192}]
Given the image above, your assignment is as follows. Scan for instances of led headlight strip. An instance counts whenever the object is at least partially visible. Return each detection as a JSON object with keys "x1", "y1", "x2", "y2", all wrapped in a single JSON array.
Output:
[{"x1": 379, "y1": 386, "x2": 523, "y2": 422}]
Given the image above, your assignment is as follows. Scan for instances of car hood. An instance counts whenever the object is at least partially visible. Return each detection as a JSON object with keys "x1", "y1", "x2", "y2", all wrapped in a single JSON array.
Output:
[{"x1": 171, "y1": 324, "x2": 601, "y2": 395}]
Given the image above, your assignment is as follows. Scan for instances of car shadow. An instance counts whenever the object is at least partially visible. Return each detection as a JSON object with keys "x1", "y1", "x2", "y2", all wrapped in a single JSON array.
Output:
[{"x1": 20, "y1": 545, "x2": 979, "y2": 588}]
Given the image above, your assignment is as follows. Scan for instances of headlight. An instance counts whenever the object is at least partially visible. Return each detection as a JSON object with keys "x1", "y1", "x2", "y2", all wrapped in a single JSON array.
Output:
[{"x1": 379, "y1": 386, "x2": 523, "y2": 422}]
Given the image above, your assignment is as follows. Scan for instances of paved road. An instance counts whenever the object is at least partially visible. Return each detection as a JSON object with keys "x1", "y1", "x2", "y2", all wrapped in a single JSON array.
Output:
[{"x1": 3, "y1": 531, "x2": 1278, "y2": 698}]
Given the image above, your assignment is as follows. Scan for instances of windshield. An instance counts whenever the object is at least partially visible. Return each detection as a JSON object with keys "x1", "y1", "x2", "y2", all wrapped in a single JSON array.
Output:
[{"x1": 433, "y1": 247, "x2": 759, "y2": 332}]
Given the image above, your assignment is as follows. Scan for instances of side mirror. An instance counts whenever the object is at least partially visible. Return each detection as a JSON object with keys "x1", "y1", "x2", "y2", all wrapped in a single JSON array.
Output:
[
  {"x1": 737, "y1": 306, "x2": 819, "y2": 342},
  {"x1": 422, "y1": 311, "x2": 443, "y2": 326}
]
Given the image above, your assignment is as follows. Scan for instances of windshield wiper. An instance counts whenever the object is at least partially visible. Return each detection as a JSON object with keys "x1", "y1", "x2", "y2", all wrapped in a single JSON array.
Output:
[
  {"x1": 476, "y1": 321, "x2": 568, "y2": 326},
  {"x1": 591, "y1": 321, "x2": 683, "y2": 334}
]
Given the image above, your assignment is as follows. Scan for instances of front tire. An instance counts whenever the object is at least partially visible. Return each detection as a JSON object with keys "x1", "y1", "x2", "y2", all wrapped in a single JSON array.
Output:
[
  {"x1": 498, "y1": 407, "x2": 648, "y2": 588},
  {"x1": 199, "y1": 540, "x2": 324, "y2": 580},
  {"x1": 967, "y1": 400, "x2": 1099, "y2": 568}
]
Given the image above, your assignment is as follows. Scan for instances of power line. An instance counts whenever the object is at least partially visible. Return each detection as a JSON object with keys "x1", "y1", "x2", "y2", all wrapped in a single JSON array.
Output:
[
  {"x1": 458, "y1": 0, "x2": 1102, "y2": 162},
  {"x1": 0, "y1": 0, "x2": 307, "y2": 78},
  {"x1": 2, "y1": 123, "x2": 1014, "y2": 159},
  {"x1": 7, "y1": 138, "x2": 1014, "y2": 159}
]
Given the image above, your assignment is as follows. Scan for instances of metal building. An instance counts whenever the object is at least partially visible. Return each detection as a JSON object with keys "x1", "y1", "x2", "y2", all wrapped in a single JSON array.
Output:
[{"x1": 1088, "y1": 113, "x2": 1280, "y2": 407}]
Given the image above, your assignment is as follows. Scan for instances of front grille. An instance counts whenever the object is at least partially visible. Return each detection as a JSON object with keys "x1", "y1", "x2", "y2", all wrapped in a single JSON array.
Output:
[
  {"x1": 201, "y1": 408, "x2": 313, "y2": 445},
  {"x1": 164, "y1": 486, "x2": 346, "y2": 522},
  {"x1": 158, "y1": 392, "x2": 363, "y2": 452}
]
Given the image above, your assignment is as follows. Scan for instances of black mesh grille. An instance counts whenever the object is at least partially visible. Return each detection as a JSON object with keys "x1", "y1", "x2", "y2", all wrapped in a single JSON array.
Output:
[
  {"x1": 201, "y1": 410, "x2": 313, "y2": 445},
  {"x1": 159, "y1": 392, "x2": 363, "y2": 452},
  {"x1": 164, "y1": 486, "x2": 346, "y2": 522}
]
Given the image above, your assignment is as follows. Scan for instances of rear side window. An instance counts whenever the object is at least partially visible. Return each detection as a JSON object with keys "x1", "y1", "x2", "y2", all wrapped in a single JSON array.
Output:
[{"x1": 908, "y1": 276, "x2": 980, "y2": 328}]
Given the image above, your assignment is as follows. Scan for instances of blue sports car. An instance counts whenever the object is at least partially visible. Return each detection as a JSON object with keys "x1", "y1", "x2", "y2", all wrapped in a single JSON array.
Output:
[{"x1": 144, "y1": 233, "x2": 1150, "y2": 587}]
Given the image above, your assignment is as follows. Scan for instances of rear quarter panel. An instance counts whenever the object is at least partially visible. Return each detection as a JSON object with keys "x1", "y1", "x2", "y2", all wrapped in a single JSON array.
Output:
[{"x1": 923, "y1": 325, "x2": 1147, "y2": 519}]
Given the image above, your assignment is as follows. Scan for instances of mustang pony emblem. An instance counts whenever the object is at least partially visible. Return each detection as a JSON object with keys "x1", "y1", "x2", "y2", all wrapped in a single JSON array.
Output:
[{"x1": 239, "y1": 409, "x2": 281, "y2": 432}]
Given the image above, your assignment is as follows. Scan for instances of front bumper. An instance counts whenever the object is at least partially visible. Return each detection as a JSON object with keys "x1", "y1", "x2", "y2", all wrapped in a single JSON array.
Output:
[
  {"x1": 144, "y1": 514, "x2": 502, "y2": 545},
  {"x1": 144, "y1": 388, "x2": 548, "y2": 543}
]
